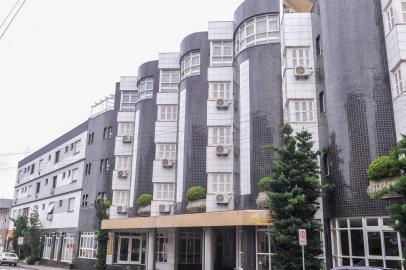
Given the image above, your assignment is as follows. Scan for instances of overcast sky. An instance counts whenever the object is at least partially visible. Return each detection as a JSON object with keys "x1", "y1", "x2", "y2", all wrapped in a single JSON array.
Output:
[{"x1": 0, "y1": 0, "x2": 243, "y2": 199}]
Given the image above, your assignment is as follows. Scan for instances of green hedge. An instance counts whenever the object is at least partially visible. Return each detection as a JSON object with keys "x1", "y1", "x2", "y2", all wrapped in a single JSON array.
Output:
[
  {"x1": 368, "y1": 155, "x2": 400, "y2": 181},
  {"x1": 186, "y1": 186, "x2": 206, "y2": 201},
  {"x1": 136, "y1": 194, "x2": 153, "y2": 207}
]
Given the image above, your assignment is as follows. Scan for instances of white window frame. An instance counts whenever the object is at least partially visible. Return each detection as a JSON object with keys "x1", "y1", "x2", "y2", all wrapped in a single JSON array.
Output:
[
  {"x1": 210, "y1": 41, "x2": 233, "y2": 67},
  {"x1": 209, "y1": 82, "x2": 232, "y2": 100},
  {"x1": 181, "y1": 51, "x2": 200, "y2": 79},
  {"x1": 387, "y1": 5, "x2": 395, "y2": 31},
  {"x1": 179, "y1": 232, "x2": 202, "y2": 264},
  {"x1": 394, "y1": 66, "x2": 404, "y2": 97},
  {"x1": 113, "y1": 190, "x2": 129, "y2": 206},
  {"x1": 138, "y1": 77, "x2": 154, "y2": 100},
  {"x1": 287, "y1": 100, "x2": 315, "y2": 123},
  {"x1": 61, "y1": 233, "x2": 75, "y2": 262},
  {"x1": 43, "y1": 235, "x2": 53, "y2": 259},
  {"x1": 235, "y1": 14, "x2": 279, "y2": 55},
  {"x1": 115, "y1": 156, "x2": 132, "y2": 171},
  {"x1": 156, "y1": 233, "x2": 169, "y2": 263},
  {"x1": 160, "y1": 70, "x2": 180, "y2": 92},
  {"x1": 121, "y1": 91, "x2": 138, "y2": 112},
  {"x1": 153, "y1": 183, "x2": 175, "y2": 201},
  {"x1": 68, "y1": 197, "x2": 75, "y2": 212},
  {"x1": 158, "y1": 105, "x2": 178, "y2": 121},
  {"x1": 156, "y1": 144, "x2": 176, "y2": 160},
  {"x1": 118, "y1": 122, "x2": 134, "y2": 136},
  {"x1": 208, "y1": 173, "x2": 232, "y2": 194},
  {"x1": 208, "y1": 126, "x2": 232, "y2": 146},
  {"x1": 256, "y1": 227, "x2": 274, "y2": 270},
  {"x1": 291, "y1": 47, "x2": 311, "y2": 67},
  {"x1": 402, "y1": 2, "x2": 406, "y2": 22},
  {"x1": 74, "y1": 140, "x2": 81, "y2": 154},
  {"x1": 79, "y1": 232, "x2": 98, "y2": 259},
  {"x1": 71, "y1": 168, "x2": 79, "y2": 182}
]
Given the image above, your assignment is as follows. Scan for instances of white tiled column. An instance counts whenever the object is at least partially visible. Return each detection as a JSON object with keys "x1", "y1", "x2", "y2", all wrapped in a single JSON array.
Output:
[
  {"x1": 147, "y1": 229, "x2": 155, "y2": 270},
  {"x1": 204, "y1": 227, "x2": 215, "y2": 270}
]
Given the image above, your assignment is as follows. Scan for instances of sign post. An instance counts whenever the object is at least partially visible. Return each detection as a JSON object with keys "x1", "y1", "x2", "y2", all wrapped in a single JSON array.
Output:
[
  {"x1": 298, "y1": 229, "x2": 307, "y2": 270},
  {"x1": 17, "y1": 237, "x2": 24, "y2": 259}
]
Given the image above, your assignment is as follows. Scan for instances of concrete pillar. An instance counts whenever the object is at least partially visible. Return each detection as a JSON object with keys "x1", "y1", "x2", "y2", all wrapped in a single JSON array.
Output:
[
  {"x1": 106, "y1": 231, "x2": 114, "y2": 265},
  {"x1": 147, "y1": 229, "x2": 156, "y2": 270},
  {"x1": 203, "y1": 227, "x2": 215, "y2": 270}
]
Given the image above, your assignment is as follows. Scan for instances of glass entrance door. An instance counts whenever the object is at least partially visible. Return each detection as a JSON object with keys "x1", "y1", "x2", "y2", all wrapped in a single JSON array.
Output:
[
  {"x1": 118, "y1": 237, "x2": 142, "y2": 264},
  {"x1": 130, "y1": 237, "x2": 142, "y2": 264},
  {"x1": 118, "y1": 237, "x2": 129, "y2": 263}
]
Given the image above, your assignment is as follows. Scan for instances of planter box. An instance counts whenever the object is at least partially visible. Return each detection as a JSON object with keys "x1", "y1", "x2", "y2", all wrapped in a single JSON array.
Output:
[
  {"x1": 256, "y1": 192, "x2": 270, "y2": 208},
  {"x1": 367, "y1": 177, "x2": 402, "y2": 199},
  {"x1": 137, "y1": 205, "x2": 151, "y2": 217},
  {"x1": 186, "y1": 199, "x2": 206, "y2": 213}
]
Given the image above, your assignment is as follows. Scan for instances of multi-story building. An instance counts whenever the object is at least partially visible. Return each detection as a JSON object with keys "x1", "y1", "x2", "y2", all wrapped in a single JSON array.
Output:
[
  {"x1": 11, "y1": 0, "x2": 406, "y2": 269},
  {"x1": 10, "y1": 97, "x2": 116, "y2": 269},
  {"x1": 0, "y1": 199, "x2": 12, "y2": 253}
]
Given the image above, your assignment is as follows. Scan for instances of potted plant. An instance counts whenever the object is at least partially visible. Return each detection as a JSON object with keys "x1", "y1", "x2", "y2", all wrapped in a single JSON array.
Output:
[
  {"x1": 256, "y1": 178, "x2": 271, "y2": 208},
  {"x1": 186, "y1": 186, "x2": 206, "y2": 213},
  {"x1": 367, "y1": 155, "x2": 401, "y2": 198},
  {"x1": 136, "y1": 194, "x2": 152, "y2": 216}
]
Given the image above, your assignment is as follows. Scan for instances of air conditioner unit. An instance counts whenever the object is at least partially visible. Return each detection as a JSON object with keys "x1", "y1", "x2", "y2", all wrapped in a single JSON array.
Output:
[
  {"x1": 117, "y1": 205, "x2": 128, "y2": 214},
  {"x1": 162, "y1": 159, "x2": 176, "y2": 168},
  {"x1": 216, "y1": 145, "x2": 231, "y2": 156},
  {"x1": 50, "y1": 189, "x2": 55, "y2": 195},
  {"x1": 159, "y1": 204, "x2": 171, "y2": 213},
  {"x1": 118, "y1": 170, "x2": 129, "y2": 178},
  {"x1": 215, "y1": 194, "x2": 231, "y2": 205},
  {"x1": 294, "y1": 66, "x2": 313, "y2": 78},
  {"x1": 216, "y1": 99, "x2": 231, "y2": 110},
  {"x1": 122, "y1": 135, "x2": 133, "y2": 143}
]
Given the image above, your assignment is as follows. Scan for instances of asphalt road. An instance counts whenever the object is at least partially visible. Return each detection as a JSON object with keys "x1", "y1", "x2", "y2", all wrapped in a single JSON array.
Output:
[{"x1": 0, "y1": 266, "x2": 32, "y2": 270}]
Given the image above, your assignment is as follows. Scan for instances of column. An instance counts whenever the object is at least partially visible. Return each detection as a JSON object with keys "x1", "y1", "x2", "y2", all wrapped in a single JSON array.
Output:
[{"x1": 204, "y1": 227, "x2": 215, "y2": 270}]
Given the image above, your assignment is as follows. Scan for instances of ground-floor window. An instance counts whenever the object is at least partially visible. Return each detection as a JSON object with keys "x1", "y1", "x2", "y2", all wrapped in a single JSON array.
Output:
[
  {"x1": 331, "y1": 217, "x2": 404, "y2": 269},
  {"x1": 61, "y1": 233, "x2": 75, "y2": 262},
  {"x1": 256, "y1": 227, "x2": 274, "y2": 270},
  {"x1": 43, "y1": 235, "x2": 53, "y2": 259},
  {"x1": 180, "y1": 232, "x2": 202, "y2": 264},
  {"x1": 53, "y1": 235, "x2": 61, "y2": 260},
  {"x1": 79, "y1": 232, "x2": 98, "y2": 259},
  {"x1": 156, "y1": 233, "x2": 169, "y2": 263},
  {"x1": 114, "y1": 232, "x2": 146, "y2": 265}
]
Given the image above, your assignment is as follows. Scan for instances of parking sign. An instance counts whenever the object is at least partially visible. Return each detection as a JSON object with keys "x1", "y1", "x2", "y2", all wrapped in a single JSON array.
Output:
[{"x1": 298, "y1": 229, "x2": 307, "y2": 246}]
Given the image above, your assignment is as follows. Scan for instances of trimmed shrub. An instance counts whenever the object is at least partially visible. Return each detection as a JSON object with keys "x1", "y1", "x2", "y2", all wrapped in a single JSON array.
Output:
[
  {"x1": 186, "y1": 186, "x2": 206, "y2": 201},
  {"x1": 136, "y1": 194, "x2": 153, "y2": 207},
  {"x1": 368, "y1": 155, "x2": 400, "y2": 181}
]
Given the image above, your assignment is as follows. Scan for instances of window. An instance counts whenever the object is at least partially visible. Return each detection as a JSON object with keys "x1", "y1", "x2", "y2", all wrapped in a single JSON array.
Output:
[
  {"x1": 211, "y1": 41, "x2": 233, "y2": 66},
  {"x1": 115, "y1": 156, "x2": 132, "y2": 171},
  {"x1": 100, "y1": 158, "x2": 110, "y2": 172},
  {"x1": 319, "y1": 91, "x2": 326, "y2": 114},
  {"x1": 42, "y1": 204, "x2": 45, "y2": 210},
  {"x1": 256, "y1": 228, "x2": 275, "y2": 270},
  {"x1": 82, "y1": 194, "x2": 89, "y2": 207},
  {"x1": 103, "y1": 127, "x2": 113, "y2": 139},
  {"x1": 65, "y1": 146, "x2": 69, "y2": 153},
  {"x1": 79, "y1": 232, "x2": 98, "y2": 259},
  {"x1": 208, "y1": 126, "x2": 232, "y2": 146},
  {"x1": 209, "y1": 173, "x2": 232, "y2": 193},
  {"x1": 30, "y1": 164, "x2": 35, "y2": 175},
  {"x1": 121, "y1": 90, "x2": 138, "y2": 112},
  {"x1": 54, "y1": 150, "x2": 60, "y2": 163},
  {"x1": 394, "y1": 67, "x2": 404, "y2": 97},
  {"x1": 73, "y1": 140, "x2": 81, "y2": 154},
  {"x1": 156, "y1": 233, "x2": 169, "y2": 263},
  {"x1": 156, "y1": 144, "x2": 176, "y2": 160},
  {"x1": 180, "y1": 232, "x2": 202, "y2": 264},
  {"x1": 158, "y1": 105, "x2": 177, "y2": 121},
  {"x1": 59, "y1": 200, "x2": 63, "y2": 207},
  {"x1": 88, "y1": 132, "x2": 94, "y2": 145},
  {"x1": 113, "y1": 190, "x2": 129, "y2": 205},
  {"x1": 52, "y1": 176, "x2": 57, "y2": 189},
  {"x1": 138, "y1": 77, "x2": 154, "y2": 100},
  {"x1": 68, "y1": 170, "x2": 71, "y2": 177},
  {"x1": 45, "y1": 178, "x2": 49, "y2": 185},
  {"x1": 402, "y1": 2, "x2": 406, "y2": 22},
  {"x1": 61, "y1": 233, "x2": 74, "y2": 262},
  {"x1": 316, "y1": 35, "x2": 321, "y2": 57},
  {"x1": 288, "y1": 100, "x2": 314, "y2": 123},
  {"x1": 160, "y1": 70, "x2": 180, "y2": 91},
  {"x1": 153, "y1": 184, "x2": 175, "y2": 201},
  {"x1": 43, "y1": 235, "x2": 53, "y2": 259},
  {"x1": 235, "y1": 15, "x2": 279, "y2": 55},
  {"x1": 68, "y1": 198, "x2": 75, "y2": 212},
  {"x1": 70, "y1": 143, "x2": 74, "y2": 150},
  {"x1": 209, "y1": 82, "x2": 231, "y2": 100},
  {"x1": 323, "y1": 153, "x2": 330, "y2": 176},
  {"x1": 181, "y1": 51, "x2": 200, "y2": 79},
  {"x1": 48, "y1": 155, "x2": 51, "y2": 161},
  {"x1": 291, "y1": 48, "x2": 310, "y2": 67},
  {"x1": 331, "y1": 217, "x2": 403, "y2": 268},
  {"x1": 36, "y1": 182, "x2": 40, "y2": 194},
  {"x1": 118, "y1": 122, "x2": 134, "y2": 136},
  {"x1": 72, "y1": 168, "x2": 79, "y2": 182},
  {"x1": 85, "y1": 163, "x2": 92, "y2": 175},
  {"x1": 62, "y1": 172, "x2": 66, "y2": 179},
  {"x1": 387, "y1": 6, "x2": 395, "y2": 31}
]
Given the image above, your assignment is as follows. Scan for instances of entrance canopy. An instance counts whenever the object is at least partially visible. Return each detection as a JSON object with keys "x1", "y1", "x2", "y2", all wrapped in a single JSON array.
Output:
[{"x1": 102, "y1": 210, "x2": 272, "y2": 230}]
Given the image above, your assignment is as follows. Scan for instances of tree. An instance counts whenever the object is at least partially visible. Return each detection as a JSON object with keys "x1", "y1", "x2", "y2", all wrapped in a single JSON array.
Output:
[
  {"x1": 259, "y1": 124, "x2": 324, "y2": 270},
  {"x1": 93, "y1": 199, "x2": 111, "y2": 270},
  {"x1": 10, "y1": 215, "x2": 29, "y2": 259},
  {"x1": 24, "y1": 209, "x2": 43, "y2": 263}
]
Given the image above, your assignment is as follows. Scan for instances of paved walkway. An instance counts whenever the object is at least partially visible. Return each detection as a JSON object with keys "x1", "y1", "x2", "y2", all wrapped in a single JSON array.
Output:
[{"x1": 17, "y1": 262, "x2": 67, "y2": 270}]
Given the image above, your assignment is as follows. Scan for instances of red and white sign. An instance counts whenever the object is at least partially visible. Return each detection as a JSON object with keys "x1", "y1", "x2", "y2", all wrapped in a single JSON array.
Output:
[{"x1": 298, "y1": 229, "x2": 307, "y2": 246}]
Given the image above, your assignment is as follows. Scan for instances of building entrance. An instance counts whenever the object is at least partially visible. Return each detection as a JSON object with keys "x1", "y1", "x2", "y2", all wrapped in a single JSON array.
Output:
[{"x1": 214, "y1": 228, "x2": 236, "y2": 270}]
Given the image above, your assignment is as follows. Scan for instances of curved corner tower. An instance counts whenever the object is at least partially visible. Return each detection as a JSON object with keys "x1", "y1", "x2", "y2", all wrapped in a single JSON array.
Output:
[
  {"x1": 176, "y1": 32, "x2": 210, "y2": 212},
  {"x1": 318, "y1": 0, "x2": 398, "y2": 218},
  {"x1": 233, "y1": 0, "x2": 283, "y2": 209}
]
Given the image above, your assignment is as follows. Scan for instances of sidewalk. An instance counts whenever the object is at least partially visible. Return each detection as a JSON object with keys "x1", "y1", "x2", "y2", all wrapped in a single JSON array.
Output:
[{"x1": 18, "y1": 262, "x2": 68, "y2": 270}]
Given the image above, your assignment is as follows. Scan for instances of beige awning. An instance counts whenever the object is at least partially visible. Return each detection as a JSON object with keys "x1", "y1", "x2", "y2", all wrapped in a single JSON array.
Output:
[
  {"x1": 102, "y1": 210, "x2": 272, "y2": 230},
  {"x1": 284, "y1": 0, "x2": 314, "y2": 12}
]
